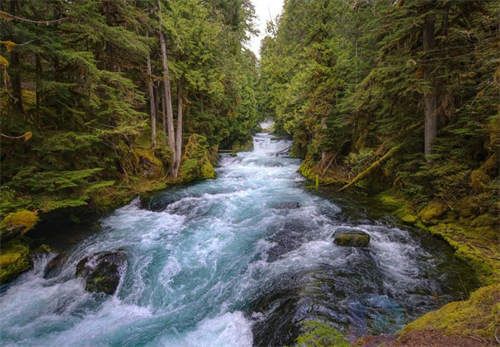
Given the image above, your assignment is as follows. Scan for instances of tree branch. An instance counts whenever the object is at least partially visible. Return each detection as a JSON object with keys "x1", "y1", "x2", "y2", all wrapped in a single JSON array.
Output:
[{"x1": 0, "y1": 10, "x2": 67, "y2": 25}]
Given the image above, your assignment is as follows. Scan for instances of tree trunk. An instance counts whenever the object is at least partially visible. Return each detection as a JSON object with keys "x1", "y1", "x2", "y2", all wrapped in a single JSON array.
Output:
[
  {"x1": 158, "y1": 1, "x2": 175, "y2": 174},
  {"x1": 173, "y1": 80, "x2": 184, "y2": 177},
  {"x1": 423, "y1": 14, "x2": 437, "y2": 159},
  {"x1": 159, "y1": 82, "x2": 166, "y2": 136},
  {"x1": 146, "y1": 48, "x2": 157, "y2": 149}
]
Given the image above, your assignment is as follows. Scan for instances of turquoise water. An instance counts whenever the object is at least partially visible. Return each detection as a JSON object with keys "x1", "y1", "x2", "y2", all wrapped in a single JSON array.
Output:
[{"x1": 0, "y1": 131, "x2": 473, "y2": 346}]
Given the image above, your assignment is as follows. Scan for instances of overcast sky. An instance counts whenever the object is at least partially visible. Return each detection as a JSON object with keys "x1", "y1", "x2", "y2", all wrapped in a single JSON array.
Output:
[{"x1": 246, "y1": 0, "x2": 283, "y2": 59}]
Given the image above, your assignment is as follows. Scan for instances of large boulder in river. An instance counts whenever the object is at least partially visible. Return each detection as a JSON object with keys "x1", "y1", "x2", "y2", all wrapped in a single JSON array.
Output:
[
  {"x1": 75, "y1": 250, "x2": 127, "y2": 295},
  {"x1": 334, "y1": 230, "x2": 370, "y2": 247}
]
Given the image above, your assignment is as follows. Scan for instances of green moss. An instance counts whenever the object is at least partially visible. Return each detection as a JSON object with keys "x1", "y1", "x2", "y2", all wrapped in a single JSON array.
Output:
[
  {"x1": 334, "y1": 232, "x2": 370, "y2": 247},
  {"x1": 179, "y1": 134, "x2": 217, "y2": 182},
  {"x1": 0, "y1": 210, "x2": 39, "y2": 241},
  {"x1": 376, "y1": 191, "x2": 418, "y2": 224},
  {"x1": 427, "y1": 223, "x2": 498, "y2": 285},
  {"x1": 400, "y1": 284, "x2": 499, "y2": 342},
  {"x1": 418, "y1": 200, "x2": 448, "y2": 223},
  {"x1": 295, "y1": 320, "x2": 350, "y2": 347},
  {"x1": 0, "y1": 240, "x2": 31, "y2": 284},
  {"x1": 201, "y1": 161, "x2": 216, "y2": 179}
]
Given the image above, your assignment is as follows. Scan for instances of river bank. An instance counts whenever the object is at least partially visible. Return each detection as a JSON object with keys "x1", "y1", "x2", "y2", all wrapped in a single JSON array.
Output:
[
  {"x1": 0, "y1": 133, "x2": 221, "y2": 284},
  {"x1": 297, "y1": 167, "x2": 499, "y2": 345},
  {"x1": 0, "y1": 131, "x2": 481, "y2": 346}
]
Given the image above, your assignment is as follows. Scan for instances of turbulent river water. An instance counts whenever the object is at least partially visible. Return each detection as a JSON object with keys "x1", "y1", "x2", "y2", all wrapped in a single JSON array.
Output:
[{"x1": 0, "y1": 129, "x2": 475, "y2": 346}]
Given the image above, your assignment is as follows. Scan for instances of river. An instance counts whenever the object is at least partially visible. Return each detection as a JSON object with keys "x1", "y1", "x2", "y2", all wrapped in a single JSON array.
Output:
[{"x1": 0, "y1": 129, "x2": 475, "y2": 346}]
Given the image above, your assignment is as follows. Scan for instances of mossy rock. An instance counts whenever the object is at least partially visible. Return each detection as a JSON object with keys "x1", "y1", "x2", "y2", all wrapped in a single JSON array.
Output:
[
  {"x1": 400, "y1": 283, "x2": 500, "y2": 343},
  {"x1": 295, "y1": 320, "x2": 350, "y2": 347},
  {"x1": 0, "y1": 240, "x2": 31, "y2": 284},
  {"x1": 0, "y1": 210, "x2": 39, "y2": 242},
  {"x1": 418, "y1": 200, "x2": 448, "y2": 224},
  {"x1": 76, "y1": 250, "x2": 127, "y2": 295},
  {"x1": 334, "y1": 230, "x2": 370, "y2": 247}
]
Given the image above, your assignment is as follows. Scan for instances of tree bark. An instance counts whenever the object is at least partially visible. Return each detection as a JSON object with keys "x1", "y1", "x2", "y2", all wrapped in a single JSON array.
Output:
[
  {"x1": 423, "y1": 14, "x2": 437, "y2": 159},
  {"x1": 158, "y1": 1, "x2": 175, "y2": 174},
  {"x1": 146, "y1": 47, "x2": 157, "y2": 149},
  {"x1": 173, "y1": 80, "x2": 184, "y2": 177},
  {"x1": 159, "y1": 82, "x2": 166, "y2": 136}
]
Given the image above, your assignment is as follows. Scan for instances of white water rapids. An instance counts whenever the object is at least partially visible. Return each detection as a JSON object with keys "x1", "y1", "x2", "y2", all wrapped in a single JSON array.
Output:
[{"x1": 0, "y1": 130, "x2": 473, "y2": 346}]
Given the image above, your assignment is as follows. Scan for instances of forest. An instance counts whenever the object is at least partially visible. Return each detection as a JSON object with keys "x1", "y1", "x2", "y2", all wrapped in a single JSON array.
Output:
[{"x1": 0, "y1": 0, "x2": 498, "y2": 346}]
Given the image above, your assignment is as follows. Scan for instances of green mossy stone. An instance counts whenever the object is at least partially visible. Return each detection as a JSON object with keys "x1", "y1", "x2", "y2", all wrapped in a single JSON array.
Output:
[
  {"x1": 295, "y1": 320, "x2": 350, "y2": 347},
  {"x1": 419, "y1": 200, "x2": 448, "y2": 224},
  {"x1": 0, "y1": 240, "x2": 31, "y2": 284},
  {"x1": 401, "y1": 213, "x2": 418, "y2": 224},
  {"x1": 334, "y1": 231, "x2": 370, "y2": 247},
  {"x1": 400, "y1": 283, "x2": 500, "y2": 342}
]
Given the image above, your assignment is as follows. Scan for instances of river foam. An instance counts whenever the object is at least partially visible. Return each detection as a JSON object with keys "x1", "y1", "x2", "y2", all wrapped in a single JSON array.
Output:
[{"x1": 0, "y1": 129, "x2": 474, "y2": 346}]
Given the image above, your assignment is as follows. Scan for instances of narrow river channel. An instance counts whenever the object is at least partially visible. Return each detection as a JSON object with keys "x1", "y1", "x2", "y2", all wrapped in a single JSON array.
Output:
[{"x1": 0, "y1": 128, "x2": 475, "y2": 346}]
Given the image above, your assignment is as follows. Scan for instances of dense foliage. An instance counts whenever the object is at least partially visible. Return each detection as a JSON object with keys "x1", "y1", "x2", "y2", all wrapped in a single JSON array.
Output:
[
  {"x1": 0, "y1": 0, "x2": 260, "y2": 223},
  {"x1": 259, "y1": 0, "x2": 498, "y2": 211}
]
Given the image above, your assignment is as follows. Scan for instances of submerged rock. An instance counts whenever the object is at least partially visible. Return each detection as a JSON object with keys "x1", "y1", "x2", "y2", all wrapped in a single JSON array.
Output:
[
  {"x1": 270, "y1": 201, "x2": 301, "y2": 209},
  {"x1": 334, "y1": 229, "x2": 370, "y2": 247},
  {"x1": 76, "y1": 250, "x2": 127, "y2": 295},
  {"x1": 44, "y1": 253, "x2": 67, "y2": 279}
]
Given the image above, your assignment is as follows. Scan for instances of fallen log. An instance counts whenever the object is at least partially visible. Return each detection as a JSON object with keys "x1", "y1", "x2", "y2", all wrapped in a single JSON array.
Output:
[{"x1": 338, "y1": 144, "x2": 401, "y2": 192}]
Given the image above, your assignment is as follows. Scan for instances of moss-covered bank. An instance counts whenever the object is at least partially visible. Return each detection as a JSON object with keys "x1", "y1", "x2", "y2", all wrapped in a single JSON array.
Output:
[
  {"x1": 297, "y1": 165, "x2": 499, "y2": 345},
  {"x1": 0, "y1": 136, "x2": 219, "y2": 285}
]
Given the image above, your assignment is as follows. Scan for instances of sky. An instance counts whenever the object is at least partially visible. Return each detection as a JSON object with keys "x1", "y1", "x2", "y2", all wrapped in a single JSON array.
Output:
[{"x1": 246, "y1": 0, "x2": 283, "y2": 59}]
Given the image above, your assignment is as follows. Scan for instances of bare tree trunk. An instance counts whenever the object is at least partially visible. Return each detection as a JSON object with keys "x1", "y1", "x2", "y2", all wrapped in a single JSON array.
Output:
[
  {"x1": 158, "y1": 1, "x2": 175, "y2": 174},
  {"x1": 146, "y1": 47, "x2": 157, "y2": 149},
  {"x1": 173, "y1": 80, "x2": 184, "y2": 177},
  {"x1": 159, "y1": 82, "x2": 166, "y2": 136},
  {"x1": 423, "y1": 14, "x2": 437, "y2": 159}
]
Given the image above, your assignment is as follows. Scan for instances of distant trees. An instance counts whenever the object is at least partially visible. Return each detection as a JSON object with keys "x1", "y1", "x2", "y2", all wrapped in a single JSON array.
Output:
[
  {"x1": 259, "y1": 0, "x2": 498, "y2": 202},
  {"x1": 0, "y1": 0, "x2": 260, "y2": 215}
]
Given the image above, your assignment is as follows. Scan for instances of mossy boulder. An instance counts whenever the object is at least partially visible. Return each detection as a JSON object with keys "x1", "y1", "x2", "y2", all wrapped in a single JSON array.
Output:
[
  {"x1": 179, "y1": 134, "x2": 216, "y2": 182},
  {"x1": 334, "y1": 229, "x2": 370, "y2": 247},
  {"x1": 418, "y1": 200, "x2": 448, "y2": 224},
  {"x1": 0, "y1": 210, "x2": 39, "y2": 242},
  {"x1": 295, "y1": 320, "x2": 349, "y2": 347},
  {"x1": 400, "y1": 283, "x2": 499, "y2": 343},
  {"x1": 0, "y1": 240, "x2": 31, "y2": 284},
  {"x1": 76, "y1": 250, "x2": 127, "y2": 295}
]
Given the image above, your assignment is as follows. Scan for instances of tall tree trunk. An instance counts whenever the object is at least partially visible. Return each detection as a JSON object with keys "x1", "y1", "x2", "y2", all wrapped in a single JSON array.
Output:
[
  {"x1": 423, "y1": 14, "x2": 437, "y2": 159},
  {"x1": 160, "y1": 82, "x2": 166, "y2": 136},
  {"x1": 158, "y1": 1, "x2": 175, "y2": 174},
  {"x1": 146, "y1": 47, "x2": 157, "y2": 149},
  {"x1": 173, "y1": 80, "x2": 184, "y2": 177}
]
